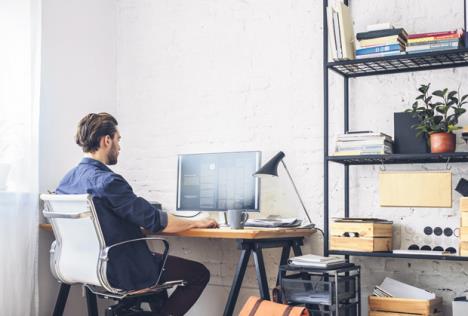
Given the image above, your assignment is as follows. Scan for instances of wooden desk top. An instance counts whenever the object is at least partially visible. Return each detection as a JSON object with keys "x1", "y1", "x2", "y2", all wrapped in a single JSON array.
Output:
[{"x1": 40, "y1": 224, "x2": 314, "y2": 239}]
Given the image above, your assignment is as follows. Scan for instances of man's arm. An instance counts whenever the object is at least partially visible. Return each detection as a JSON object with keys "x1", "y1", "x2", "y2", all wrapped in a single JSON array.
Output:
[{"x1": 162, "y1": 214, "x2": 219, "y2": 233}]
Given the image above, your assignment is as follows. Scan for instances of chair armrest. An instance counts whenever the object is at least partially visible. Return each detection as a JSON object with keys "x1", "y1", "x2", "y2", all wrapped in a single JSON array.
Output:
[
  {"x1": 102, "y1": 237, "x2": 170, "y2": 285},
  {"x1": 43, "y1": 210, "x2": 91, "y2": 219}
]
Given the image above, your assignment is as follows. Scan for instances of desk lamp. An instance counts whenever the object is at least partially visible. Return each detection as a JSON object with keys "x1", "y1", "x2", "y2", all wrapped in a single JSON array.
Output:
[{"x1": 253, "y1": 151, "x2": 313, "y2": 225}]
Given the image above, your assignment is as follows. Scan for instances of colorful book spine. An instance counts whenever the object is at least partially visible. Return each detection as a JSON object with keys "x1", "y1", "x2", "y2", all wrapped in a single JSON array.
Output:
[
  {"x1": 407, "y1": 29, "x2": 463, "y2": 39},
  {"x1": 356, "y1": 44, "x2": 401, "y2": 55},
  {"x1": 408, "y1": 33, "x2": 461, "y2": 44},
  {"x1": 406, "y1": 45, "x2": 459, "y2": 54},
  {"x1": 406, "y1": 41, "x2": 459, "y2": 52},
  {"x1": 359, "y1": 35, "x2": 403, "y2": 48},
  {"x1": 356, "y1": 50, "x2": 403, "y2": 59},
  {"x1": 407, "y1": 38, "x2": 460, "y2": 47}
]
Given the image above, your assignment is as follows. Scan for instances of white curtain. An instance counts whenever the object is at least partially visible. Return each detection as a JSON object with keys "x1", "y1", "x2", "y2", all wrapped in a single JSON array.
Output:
[{"x1": 0, "y1": 0, "x2": 41, "y2": 315}]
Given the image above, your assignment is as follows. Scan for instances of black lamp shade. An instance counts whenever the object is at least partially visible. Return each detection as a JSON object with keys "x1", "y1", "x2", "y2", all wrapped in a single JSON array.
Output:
[{"x1": 253, "y1": 151, "x2": 285, "y2": 177}]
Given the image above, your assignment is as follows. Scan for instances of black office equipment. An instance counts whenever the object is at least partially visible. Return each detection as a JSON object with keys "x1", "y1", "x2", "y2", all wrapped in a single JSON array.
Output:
[
  {"x1": 176, "y1": 151, "x2": 261, "y2": 212},
  {"x1": 456, "y1": 178, "x2": 468, "y2": 197},
  {"x1": 393, "y1": 112, "x2": 429, "y2": 154}
]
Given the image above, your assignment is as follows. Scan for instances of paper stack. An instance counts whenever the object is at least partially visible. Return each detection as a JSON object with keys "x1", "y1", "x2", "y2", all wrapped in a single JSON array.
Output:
[
  {"x1": 288, "y1": 254, "x2": 346, "y2": 268},
  {"x1": 372, "y1": 277, "x2": 436, "y2": 300}
]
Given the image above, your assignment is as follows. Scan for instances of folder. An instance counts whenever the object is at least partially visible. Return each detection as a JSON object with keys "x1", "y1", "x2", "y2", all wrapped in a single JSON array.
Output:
[{"x1": 379, "y1": 171, "x2": 452, "y2": 207}]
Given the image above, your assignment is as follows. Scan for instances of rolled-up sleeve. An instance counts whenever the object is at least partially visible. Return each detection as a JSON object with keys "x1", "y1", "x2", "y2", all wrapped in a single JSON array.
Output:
[{"x1": 100, "y1": 174, "x2": 168, "y2": 232}]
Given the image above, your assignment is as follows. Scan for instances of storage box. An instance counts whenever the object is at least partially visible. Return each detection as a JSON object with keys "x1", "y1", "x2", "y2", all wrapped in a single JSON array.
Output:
[
  {"x1": 461, "y1": 212, "x2": 468, "y2": 227},
  {"x1": 330, "y1": 221, "x2": 392, "y2": 252},
  {"x1": 453, "y1": 298, "x2": 468, "y2": 316},
  {"x1": 460, "y1": 242, "x2": 468, "y2": 256},
  {"x1": 368, "y1": 296, "x2": 442, "y2": 316},
  {"x1": 460, "y1": 197, "x2": 468, "y2": 212}
]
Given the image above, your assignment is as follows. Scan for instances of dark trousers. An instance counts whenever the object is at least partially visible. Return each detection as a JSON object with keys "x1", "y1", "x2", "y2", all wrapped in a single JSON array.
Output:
[{"x1": 151, "y1": 255, "x2": 210, "y2": 316}]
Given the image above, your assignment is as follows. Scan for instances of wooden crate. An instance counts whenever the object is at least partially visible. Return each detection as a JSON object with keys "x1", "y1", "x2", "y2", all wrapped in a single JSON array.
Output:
[
  {"x1": 461, "y1": 197, "x2": 468, "y2": 212},
  {"x1": 461, "y1": 212, "x2": 468, "y2": 227},
  {"x1": 368, "y1": 296, "x2": 442, "y2": 316},
  {"x1": 460, "y1": 227, "x2": 468, "y2": 242},
  {"x1": 330, "y1": 222, "x2": 392, "y2": 238},
  {"x1": 460, "y1": 241, "x2": 468, "y2": 256},
  {"x1": 330, "y1": 236, "x2": 391, "y2": 252}
]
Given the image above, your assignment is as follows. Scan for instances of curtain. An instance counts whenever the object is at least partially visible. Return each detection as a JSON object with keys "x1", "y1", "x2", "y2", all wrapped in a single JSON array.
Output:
[{"x1": 0, "y1": 0, "x2": 41, "y2": 315}]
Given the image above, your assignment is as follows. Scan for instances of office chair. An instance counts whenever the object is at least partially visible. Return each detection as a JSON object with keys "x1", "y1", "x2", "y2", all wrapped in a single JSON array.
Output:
[{"x1": 41, "y1": 194, "x2": 185, "y2": 316}]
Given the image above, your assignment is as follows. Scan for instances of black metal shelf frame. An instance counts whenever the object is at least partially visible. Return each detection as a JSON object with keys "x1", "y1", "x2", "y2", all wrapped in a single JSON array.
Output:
[
  {"x1": 323, "y1": 0, "x2": 468, "y2": 260},
  {"x1": 329, "y1": 250, "x2": 468, "y2": 262}
]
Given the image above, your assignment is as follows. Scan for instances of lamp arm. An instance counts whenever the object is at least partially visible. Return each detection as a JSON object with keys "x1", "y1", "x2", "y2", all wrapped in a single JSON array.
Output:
[{"x1": 281, "y1": 160, "x2": 313, "y2": 224}]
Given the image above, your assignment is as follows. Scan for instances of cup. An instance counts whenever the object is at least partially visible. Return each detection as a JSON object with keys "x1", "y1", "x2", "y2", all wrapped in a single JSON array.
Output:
[{"x1": 227, "y1": 210, "x2": 249, "y2": 229}]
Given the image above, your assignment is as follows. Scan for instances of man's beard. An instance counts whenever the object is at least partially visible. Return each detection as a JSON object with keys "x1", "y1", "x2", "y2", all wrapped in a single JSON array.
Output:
[{"x1": 107, "y1": 144, "x2": 119, "y2": 165}]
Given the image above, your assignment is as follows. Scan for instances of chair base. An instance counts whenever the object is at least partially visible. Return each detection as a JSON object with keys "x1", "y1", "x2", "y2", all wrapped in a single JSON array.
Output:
[{"x1": 104, "y1": 290, "x2": 169, "y2": 316}]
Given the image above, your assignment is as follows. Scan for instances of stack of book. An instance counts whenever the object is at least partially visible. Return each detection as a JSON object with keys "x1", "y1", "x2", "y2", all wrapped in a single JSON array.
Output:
[
  {"x1": 334, "y1": 131, "x2": 393, "y2": 156},
  {"x1": 406, "y1": 29, "x2": 464, "y2": 53},
  {"x1": 355, "y1": 26, "x2": 408, "y2": 59},
  {"x1": 287, "y1": 254, "x2": 346, "y2": 268}
]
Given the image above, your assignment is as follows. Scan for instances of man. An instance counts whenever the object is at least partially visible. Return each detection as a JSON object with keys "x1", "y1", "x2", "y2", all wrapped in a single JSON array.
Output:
[{"x1": 56, "y1": 112, "x2": 218, "y2": 316}]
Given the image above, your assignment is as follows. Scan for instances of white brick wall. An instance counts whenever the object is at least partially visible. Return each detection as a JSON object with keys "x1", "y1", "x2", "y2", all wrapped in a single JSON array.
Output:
[{"x1": 115, "y1": 0, "x2": 468, "y2": 314}]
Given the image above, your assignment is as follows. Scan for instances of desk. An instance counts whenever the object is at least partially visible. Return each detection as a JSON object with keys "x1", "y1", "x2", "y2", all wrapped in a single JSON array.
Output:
[{"x1": 40, "y1": 224, "x2": 314, "y2": 316}]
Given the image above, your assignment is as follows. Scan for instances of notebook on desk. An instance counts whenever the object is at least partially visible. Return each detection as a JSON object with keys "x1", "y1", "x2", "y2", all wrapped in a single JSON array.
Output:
[{"x1": 244, "y1": 216, "x2": 303, "y2": 228}]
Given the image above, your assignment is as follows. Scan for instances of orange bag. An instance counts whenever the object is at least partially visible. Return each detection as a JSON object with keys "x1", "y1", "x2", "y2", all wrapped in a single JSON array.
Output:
[{"x1": 239, "y1": 296, "x2": 310, "y2": 316}]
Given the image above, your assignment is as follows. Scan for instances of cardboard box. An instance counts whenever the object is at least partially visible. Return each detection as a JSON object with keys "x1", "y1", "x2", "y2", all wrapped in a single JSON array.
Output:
[
  {"x1": 460, "y1": 227, "x2": 468, "y2": 242},
  {"x1": 368, "y1": 296, "x2": 442, "y2": 316}
]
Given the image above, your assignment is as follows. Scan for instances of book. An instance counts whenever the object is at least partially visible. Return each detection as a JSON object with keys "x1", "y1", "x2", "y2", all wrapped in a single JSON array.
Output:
[
  {"x1": 336, "y1": 1, "x2": 355, "y2": 59},
  {"x1": 393, "y1": 249, "x2": 451, "y2": 256},
  {"x1": 327, "y1": 6, "x2": 338, "y2": 60},
  {"x1": 367, "y1": 23, "x2": 395, "y2": 32},
  {"x1": 407, "y1": 38, "x2": 461, "y2": 47},
  {"x1": 288, "y1": 255, "x2": 346, "y2": 268},
  {"x1": 406, "y1": 41, "x2": 460, "y2": 52},
  {"x1": 336, "y1": 138, "x2": 392, "y2": 146},
  {"x1": 407, "y1": 28, "x2": 464, "y2": 39},
  {"x1": 408, "y1": 33, "x2": 462, "y2": 44},
  {"x1": 358, "y1": 35, "x2": 404, "y2": 48},
  {"x1": 406, "y1": 45, "x2": 459, "y2": 54},
  {"x1": 337, "y1": 131, "x2": 392, "y2": 141},
  {"x1": 335, "y1": 144, "x2": 392, "y2": 152},
  {"x1": 333, "y1": 149, "x2": 392, "y2": 156},
  {"x1": 356, "y1": 28, "x2": 408, "y2": 40},
  {"x1": 333, "y1": 217, "x2": 393, "y2": 224},
  {"x1": 356, "y1": 44, "x2": 402, "y2": 55},
  {"x1": 333, "y1": 10, "x2": 343, "y2": 58},
  {"x1": 356, "y1": 50, "x2": 404, "y2": 59}
]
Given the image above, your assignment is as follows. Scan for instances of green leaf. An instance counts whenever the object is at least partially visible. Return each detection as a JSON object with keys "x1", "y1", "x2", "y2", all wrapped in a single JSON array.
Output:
[
  {"x1": 433, "y1": 90, "x2": 445, "y2": 97},
  {"x1": 461, "y1": 94, "x2": 468, "y2": 102},
  {"x1": 448, "y1": 91, "x2": 458, "y2": 99}
]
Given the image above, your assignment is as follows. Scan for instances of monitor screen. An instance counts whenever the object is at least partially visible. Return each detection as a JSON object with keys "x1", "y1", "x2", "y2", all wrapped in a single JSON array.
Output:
[{"x1": 176, "y1": 151, "x2": 261, "y2": 211}]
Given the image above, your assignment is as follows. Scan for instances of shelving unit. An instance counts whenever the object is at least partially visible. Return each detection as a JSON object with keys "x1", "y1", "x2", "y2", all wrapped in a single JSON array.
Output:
[{"x1": 322, "y1": 0, "x2": 468, "y2": 262}]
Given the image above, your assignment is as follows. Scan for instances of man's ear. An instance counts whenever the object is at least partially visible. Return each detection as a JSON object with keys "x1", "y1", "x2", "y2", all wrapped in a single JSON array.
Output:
[{"x1": 100, "y1": 135, "x2": 112, "y2": 148}]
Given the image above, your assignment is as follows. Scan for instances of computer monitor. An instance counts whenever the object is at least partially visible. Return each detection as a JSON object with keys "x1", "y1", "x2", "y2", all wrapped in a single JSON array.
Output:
[{"x1": 176, "y1": 151, "x2": 261, "y2": 212}]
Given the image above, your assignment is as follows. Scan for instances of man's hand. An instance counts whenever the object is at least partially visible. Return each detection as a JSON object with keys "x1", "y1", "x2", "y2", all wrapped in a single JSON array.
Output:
[{"x1": 194, "y1": 218, "x2": 219, "y2": 229}]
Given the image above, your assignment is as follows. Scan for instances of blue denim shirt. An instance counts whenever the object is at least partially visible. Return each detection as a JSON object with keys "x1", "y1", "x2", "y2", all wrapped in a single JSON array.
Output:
[{"x1": 56, "y1": 158, "x2": 168, "y2": 290}]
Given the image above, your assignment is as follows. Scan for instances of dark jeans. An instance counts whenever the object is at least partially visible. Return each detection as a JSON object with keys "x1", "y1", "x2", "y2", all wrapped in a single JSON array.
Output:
[{"x1": 150, "y1": 255, "x2": 210, "y2": 316}]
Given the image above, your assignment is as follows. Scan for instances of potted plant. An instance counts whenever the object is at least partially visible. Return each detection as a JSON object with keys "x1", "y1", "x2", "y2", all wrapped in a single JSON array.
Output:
[{"x1": 406, "y1": 83, "x2": 468, "y2": 153}]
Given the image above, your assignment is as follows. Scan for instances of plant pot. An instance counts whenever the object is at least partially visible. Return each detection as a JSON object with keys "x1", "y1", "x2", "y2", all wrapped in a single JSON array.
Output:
[
  {"x1": 429, "y1": 132, "x2": 456, "y2": 153},
  {"x1": 0, "y1": 163, "x2": 10, "y2": 190}
]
